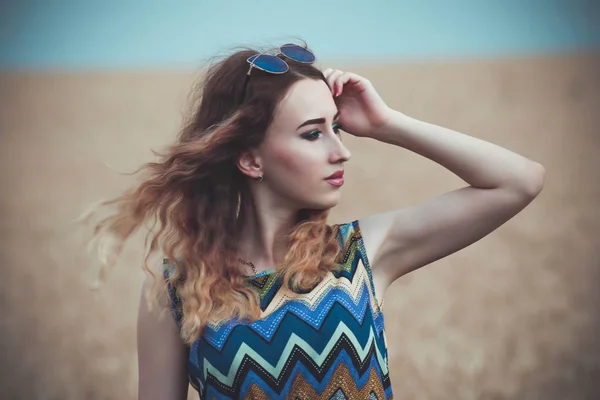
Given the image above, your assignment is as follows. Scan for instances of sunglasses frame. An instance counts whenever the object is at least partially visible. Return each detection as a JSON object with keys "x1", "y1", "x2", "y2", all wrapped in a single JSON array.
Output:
[
  {"x1": 245, "y1": 43, "x2": 316, "y2": 75},
  {"x1": 239, "y1": 44, "x2": 316, "y2": 103}
]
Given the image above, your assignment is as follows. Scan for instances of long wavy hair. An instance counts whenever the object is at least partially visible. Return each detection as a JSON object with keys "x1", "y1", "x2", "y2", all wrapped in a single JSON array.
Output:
[{"x1": 83, "y1": 45, "x2": 342, "y2": 345}]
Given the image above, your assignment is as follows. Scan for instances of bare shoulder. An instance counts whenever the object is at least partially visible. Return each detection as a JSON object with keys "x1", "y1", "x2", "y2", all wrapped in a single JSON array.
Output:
[{"x1": 137, "y1": 273, "x2": 189, "y2": 400}]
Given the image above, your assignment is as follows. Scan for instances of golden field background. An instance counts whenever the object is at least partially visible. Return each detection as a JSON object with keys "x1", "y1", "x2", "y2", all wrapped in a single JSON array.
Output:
[{"x1": 1, "y1": 52, "x2": 599, "y2": 399}]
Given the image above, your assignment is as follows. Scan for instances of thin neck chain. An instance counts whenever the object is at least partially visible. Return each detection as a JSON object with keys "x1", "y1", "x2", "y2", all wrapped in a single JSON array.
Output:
[{"x1": 238, "y1": 258, "x2": 258, "y2": 274}]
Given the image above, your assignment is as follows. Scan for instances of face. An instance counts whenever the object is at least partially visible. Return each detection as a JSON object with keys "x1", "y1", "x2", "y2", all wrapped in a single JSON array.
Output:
[{"x1": 252, "y1": 78, "x2": 352, "y2": 210}]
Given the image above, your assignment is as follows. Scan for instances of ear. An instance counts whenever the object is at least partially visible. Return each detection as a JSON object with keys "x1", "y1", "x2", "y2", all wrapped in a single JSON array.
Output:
[{"x1": 236, "y1": 150, "x2": 263, "y2": 180}]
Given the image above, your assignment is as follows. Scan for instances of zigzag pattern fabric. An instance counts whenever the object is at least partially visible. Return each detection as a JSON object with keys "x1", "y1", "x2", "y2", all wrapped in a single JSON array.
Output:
[{"x1": 164, "y1": 220, "x2": 393, "y2": 399}]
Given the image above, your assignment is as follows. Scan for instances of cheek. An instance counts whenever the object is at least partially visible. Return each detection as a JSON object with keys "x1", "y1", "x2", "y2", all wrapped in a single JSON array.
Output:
[{"x1": 269, "y1": 145, "x2": 321, "y2": 179}]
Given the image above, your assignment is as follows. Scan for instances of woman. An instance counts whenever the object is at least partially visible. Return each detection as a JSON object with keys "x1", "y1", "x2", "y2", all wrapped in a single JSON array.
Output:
[{"x1": 93, "y1": 43, "x2": 544, "y2": 399}]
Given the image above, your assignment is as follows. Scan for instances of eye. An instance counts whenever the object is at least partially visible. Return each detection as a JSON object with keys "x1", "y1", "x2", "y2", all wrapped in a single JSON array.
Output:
[
  {"x1": 301, "y1": 129, "x2": 322, "y2": 141},
  {"x1": 332, "y1": 122, "x2": 343, "y2": 135}
]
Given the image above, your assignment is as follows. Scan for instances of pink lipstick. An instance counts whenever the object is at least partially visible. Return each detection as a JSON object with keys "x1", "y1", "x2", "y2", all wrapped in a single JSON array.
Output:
[{"x1": 325, "y1": 170, "x2": 344, "y2": 187}]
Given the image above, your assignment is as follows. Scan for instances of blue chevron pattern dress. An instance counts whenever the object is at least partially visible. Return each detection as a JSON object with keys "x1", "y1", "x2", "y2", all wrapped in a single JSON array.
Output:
[{"x1": 163, "y1": 220, "x2": 393, "y2": 399}]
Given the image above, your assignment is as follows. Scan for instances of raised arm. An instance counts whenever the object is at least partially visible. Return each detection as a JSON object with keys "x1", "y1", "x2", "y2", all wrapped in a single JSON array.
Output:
[
  {"x1": 358, "y1": 111, "x2": 545, "y2": 290},
  {"x1": 321, "y1": 68, "x2": 545, "y2": 295}
]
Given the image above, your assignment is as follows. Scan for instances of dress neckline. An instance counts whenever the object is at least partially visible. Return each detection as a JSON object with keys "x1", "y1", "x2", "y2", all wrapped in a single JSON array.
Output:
[{"x1": 244, "y1": 269, "x2": 277, "y2": 279}]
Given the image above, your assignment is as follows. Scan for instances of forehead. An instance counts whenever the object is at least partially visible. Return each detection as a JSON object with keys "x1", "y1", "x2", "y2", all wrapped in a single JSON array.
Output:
[{"x1": 269, "y1": 78, "x2": 337, "y2": 132}]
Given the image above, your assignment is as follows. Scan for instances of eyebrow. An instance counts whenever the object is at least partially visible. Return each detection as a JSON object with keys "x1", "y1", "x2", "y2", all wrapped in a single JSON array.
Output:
[{"x1": 297, "y1": 111, "x2": 340, "y2": 130}]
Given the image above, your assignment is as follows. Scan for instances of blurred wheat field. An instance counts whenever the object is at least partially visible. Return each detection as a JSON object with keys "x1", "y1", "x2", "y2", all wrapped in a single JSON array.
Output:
[{"x1": 0, "y1": 52, "x2": 599, "y2": 399}]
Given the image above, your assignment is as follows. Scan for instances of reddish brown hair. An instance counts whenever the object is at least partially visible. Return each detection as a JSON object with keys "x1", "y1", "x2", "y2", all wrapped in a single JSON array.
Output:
[{"x1": 84, "y1": 46, "x2": 341, "y2": 344}]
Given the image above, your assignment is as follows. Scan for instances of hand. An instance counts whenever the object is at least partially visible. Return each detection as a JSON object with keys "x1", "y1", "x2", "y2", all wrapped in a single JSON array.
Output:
[{"x1": 322, "y1": 68, "x2": 392, "y2": 138}]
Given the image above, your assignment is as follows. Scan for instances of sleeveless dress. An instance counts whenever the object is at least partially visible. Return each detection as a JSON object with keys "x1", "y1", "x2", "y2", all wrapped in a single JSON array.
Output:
[{"x1": 163, "y1": 220, "x2": 394, "y2": 400}]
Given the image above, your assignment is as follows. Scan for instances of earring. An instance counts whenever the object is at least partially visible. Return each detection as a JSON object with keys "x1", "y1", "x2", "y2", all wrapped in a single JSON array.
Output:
[
  {"x1": 255, "y1": 174, "x2": 264, "y2": 183},
  {"x1": 235, "y1": 191, "x2": 241, "y2": 219}
]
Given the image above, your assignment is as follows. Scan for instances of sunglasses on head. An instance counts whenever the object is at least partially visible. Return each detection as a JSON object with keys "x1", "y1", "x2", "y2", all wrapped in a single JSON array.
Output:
[{"x1": 239, "y1": 43, "x2": 316, "y2": 103}]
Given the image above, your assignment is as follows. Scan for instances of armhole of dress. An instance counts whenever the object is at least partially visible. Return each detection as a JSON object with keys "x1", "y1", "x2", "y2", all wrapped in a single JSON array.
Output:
[
  {"x1": 351, "y1": 219, "x2": 385, "y2": 312},
  {"x1": 162, "y1": 258, "x2": 183, "y2": 329}
]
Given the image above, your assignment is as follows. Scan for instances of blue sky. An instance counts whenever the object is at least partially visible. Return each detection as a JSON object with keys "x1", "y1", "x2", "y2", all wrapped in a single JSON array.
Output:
[{"x1": 1, "y1": 0, "x2": 599, "y2": 70}]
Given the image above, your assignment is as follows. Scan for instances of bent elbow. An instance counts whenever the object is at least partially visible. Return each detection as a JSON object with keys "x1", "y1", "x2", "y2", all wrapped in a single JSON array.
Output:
[
  {"x1": 523, "y1": 162, "x2": 546, "y2": 198},
  {"x1": 504, "y1": 161, "x2": 546, "y2": 202}
]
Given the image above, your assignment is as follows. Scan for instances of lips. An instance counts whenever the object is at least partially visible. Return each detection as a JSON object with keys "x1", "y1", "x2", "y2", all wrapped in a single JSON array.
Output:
[
  {"x1": 324, "y1": 170, "x2": 345, "y2": 187},
  {"x1": 325, "y1": 170, "x2": 344, "y2": 180}
]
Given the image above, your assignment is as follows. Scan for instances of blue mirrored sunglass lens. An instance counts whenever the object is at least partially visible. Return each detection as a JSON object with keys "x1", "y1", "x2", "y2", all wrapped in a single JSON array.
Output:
[
  {"x1": 248, "y1": 55, "x2": 288, "y2": 73},
  {"x1": 280, "y1": 44, "x2": 315, "y2": 63}
]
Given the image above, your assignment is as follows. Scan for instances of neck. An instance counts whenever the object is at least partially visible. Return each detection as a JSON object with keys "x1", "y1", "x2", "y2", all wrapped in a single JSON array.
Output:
[{"x1": 237, "y1": 197, "x2": 298, "y2": 273}]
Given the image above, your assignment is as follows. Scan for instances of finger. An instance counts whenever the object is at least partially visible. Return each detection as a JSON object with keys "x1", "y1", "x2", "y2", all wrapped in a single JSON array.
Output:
[
  {"x1": 323, "y1": 68, "x2": 343, "y2": 82},
  {"x1": 322, "y1": 68, "x2": 335, "y2": 79},
  {"x1": 326, "y1": 70, "x2": 344, "y2": 95},
  {"x1": 325, "y1": 69, "x2": 343, "y2": 90},
  {"x1": 335, "y1": 72, "x2": 364, "y2": 96}
]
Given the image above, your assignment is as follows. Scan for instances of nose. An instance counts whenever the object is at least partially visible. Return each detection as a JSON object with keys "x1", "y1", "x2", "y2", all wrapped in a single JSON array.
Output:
[{"x1": 328, "y1": 134, "x2": 352, "y2": 164}]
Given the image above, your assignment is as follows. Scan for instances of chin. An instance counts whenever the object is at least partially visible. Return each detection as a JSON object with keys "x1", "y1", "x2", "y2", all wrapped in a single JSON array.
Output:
[{"x1": 303, "y1": 192, "x2": 342, "y2": 211}]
